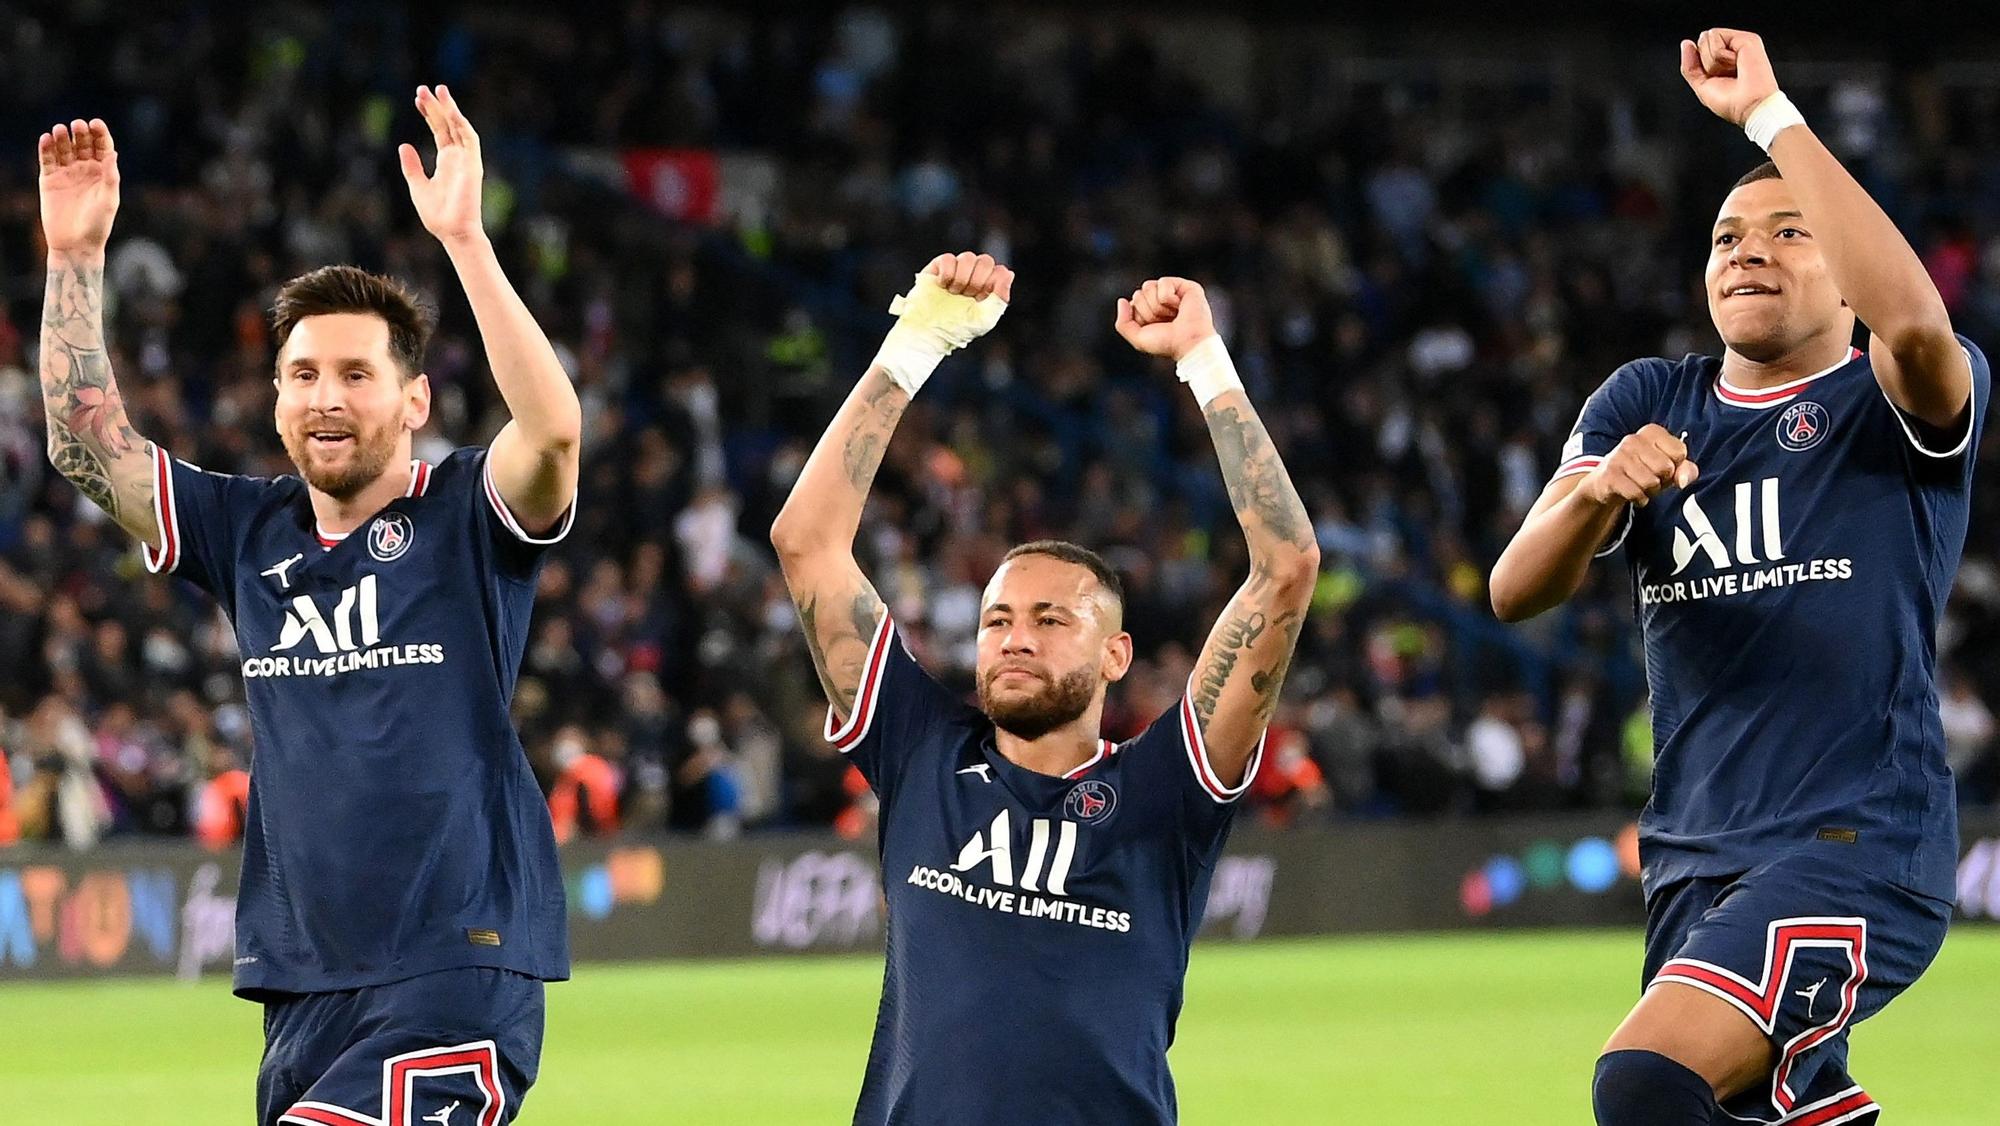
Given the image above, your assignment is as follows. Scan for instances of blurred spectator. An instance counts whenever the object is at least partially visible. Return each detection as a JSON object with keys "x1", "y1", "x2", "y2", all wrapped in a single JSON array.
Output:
[
  {"x1": 548, "y1": 724, "x2": 624, "y2": 845},
  {"x1": 195, "y1": 750, "x2": 251, "y2": 852},
  {"x1": 1942, "y1": 670, "x2": 1998, "y2": 805}
]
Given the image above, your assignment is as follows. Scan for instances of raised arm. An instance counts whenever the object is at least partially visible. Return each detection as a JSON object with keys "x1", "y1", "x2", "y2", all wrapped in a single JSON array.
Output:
[
  {"x1": 771, "y1": 253, "x2": 1012, "y2": 719},
  {"x1": 400, "y1": 85, "x2": 581, "y2": 533},
  {"x1": 37, "y1": 119, "x2": 159, "y2": 546},
  {"x1": 1490, "y1": 425, "x2": 1697, "y2": 622},
  {"x1": 1115, "y1": 279, "x2": 1319, "y2": 785},
  {"x1": 1681, "y1": 29, "x2": 1970, "y2": 428}
]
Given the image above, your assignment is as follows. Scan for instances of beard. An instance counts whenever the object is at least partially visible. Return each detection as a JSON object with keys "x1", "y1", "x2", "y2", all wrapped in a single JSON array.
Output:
[
  {"x1": 282, "y1": 418, "x2": 402, "y2": 501},
  {"x1": 977, "y1": 664, "x2": 1099, "y2": 740}
]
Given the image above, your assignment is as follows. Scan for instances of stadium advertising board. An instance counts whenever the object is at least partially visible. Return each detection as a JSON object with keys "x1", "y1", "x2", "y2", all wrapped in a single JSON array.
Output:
[{"x1": 5, "y1": 812, "x2": 1997, "y2": 980}]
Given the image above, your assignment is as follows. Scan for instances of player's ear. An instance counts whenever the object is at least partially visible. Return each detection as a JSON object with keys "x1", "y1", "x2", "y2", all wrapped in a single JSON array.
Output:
[
  {"x1": 1101, "y1": 630, "x2": 1133, "y2": 684},
  {"x1": 404, "y1": 371, "x2": 432, "y2": 432}
]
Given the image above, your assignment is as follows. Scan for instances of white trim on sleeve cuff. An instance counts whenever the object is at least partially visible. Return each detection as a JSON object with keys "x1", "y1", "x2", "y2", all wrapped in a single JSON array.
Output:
[
  {"x1": 825, "y1": 615, "x2": 895, "y2": 753},
  {"x1": 1881, "y1": 347, "x2": 1978, "y2": 460},
  {"x1": 140, "y1": 444, "x2": 182, "y2": 574},
  {"x1": 1177, "y1": 676, "x2": 1267, "y2": 803},
  {"x1": 482, "y1": 453, "x2": 576, "y2": 544}
]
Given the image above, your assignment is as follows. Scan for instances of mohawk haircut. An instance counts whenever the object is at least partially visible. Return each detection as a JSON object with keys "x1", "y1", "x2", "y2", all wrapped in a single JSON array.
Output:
[
  {"x1": 1002, "y1": 540, "x2": 1126, "y2": 610},
  {"x1": 1731, "y1": 160, "x2": 1783, "y2": 192},
  {"x1": 272, "y1": 265, "x2": 435, "y2": 380}
]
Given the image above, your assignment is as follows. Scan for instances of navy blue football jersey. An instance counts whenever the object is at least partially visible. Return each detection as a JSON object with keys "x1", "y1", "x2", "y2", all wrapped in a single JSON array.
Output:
[
  {"x1": 140, "y1": 444, "x2": 571, "y2": 996},
  {"x1": 1558, "y1": 338, "x2": 1990, "y2": 903},
  {"x1": 831, "y1": 617, "x2": 1265, "y2": 1126}
]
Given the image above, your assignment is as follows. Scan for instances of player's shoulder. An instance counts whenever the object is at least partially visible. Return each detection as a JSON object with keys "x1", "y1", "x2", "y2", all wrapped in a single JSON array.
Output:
[
  {"x1": 425, "y1": 446, "x2": 491, "y2": 483},
  {"x1": 168, "y1": 449, "x2": 302, "y2": 505},
  {"x1": 1609, "y1": 353, "x2": 1715, "y2": 394}
]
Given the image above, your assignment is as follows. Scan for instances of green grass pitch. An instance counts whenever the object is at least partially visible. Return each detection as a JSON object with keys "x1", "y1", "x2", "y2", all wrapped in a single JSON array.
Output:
[{"x1": 4, "y1": 928, "x2": 1995, "y2": 1123}]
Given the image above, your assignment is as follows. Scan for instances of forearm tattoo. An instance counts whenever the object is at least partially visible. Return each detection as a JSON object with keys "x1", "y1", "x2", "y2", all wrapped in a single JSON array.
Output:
[{"x1": 41, "y1": 255, "x2": 148, "y2": 520}]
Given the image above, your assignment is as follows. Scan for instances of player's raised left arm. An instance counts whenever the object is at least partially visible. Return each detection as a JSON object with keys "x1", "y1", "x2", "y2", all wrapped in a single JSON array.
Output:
[
  {"x1": 1682, "y1": 29, "x2": 1970, "y2": 429},
  {"x1": 1116, "y1": 279, "x2": 1320, "y2": 786},
  {"x1": 401, "y1": 85, "x2": 580, "y2": 533}
]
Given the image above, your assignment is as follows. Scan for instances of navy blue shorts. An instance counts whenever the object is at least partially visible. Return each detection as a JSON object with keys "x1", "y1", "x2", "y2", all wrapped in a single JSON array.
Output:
[
  {"x1": 1642, "y1": 852, "x2": 1951, "y2": 1125},
  {"x1": 259, "y1": 967, "x2": 544, "y2": 1126}
]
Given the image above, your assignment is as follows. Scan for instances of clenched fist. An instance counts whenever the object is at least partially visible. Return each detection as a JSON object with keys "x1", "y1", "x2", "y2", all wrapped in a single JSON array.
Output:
[
  {"x1": 1579, "y1": 424, "x2": 1700, "y2": 508},
  {"x1": 1115, "y1": 277, "x2": 1216, "y2": 362},
  {"x1": 923, "y1": 251, "x2": 1014, "y2": 303},
  {"x1": 1679, "y1": 28, "x2": 1780, "y2": 126}
]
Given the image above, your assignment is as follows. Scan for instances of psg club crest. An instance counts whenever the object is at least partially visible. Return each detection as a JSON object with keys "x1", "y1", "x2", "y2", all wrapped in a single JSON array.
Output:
[
  {"x1": 368, "y1": 512, "x2": 414, "y2": 562},
  {"x1": 1776, "y1": 400, "x2": 1829, "y2": 452},
  {"x1": 1063, "y1": 779, "x2": 1118, "y2": 825}
]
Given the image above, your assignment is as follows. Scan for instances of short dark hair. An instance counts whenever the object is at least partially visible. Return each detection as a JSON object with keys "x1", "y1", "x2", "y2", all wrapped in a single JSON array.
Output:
[
  {"x1": 1730, "y1": 160, "x2": 1783, "y2": 193},
  {"x1": 271, "y1": 265, "x2": 434, "y2": 379},
  {"x1": 1001, "y1": 540, "x2": 1125, "y2": 608}
]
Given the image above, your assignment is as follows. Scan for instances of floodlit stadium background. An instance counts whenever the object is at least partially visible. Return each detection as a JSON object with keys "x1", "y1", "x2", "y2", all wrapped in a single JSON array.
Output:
[{"x1": 3, "y1": 6, "x2": 1999, "y2": 1123}]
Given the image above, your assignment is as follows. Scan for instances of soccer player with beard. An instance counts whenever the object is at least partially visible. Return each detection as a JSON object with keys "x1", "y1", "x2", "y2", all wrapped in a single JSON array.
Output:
[
  {"x1": 1492, "y1": 30, "x2": 1988, "y2": 1126},
  {"x1": 37, "y1": 89, "x2": 577, "y2": 1124},
  {"x1": 772, "y1": 254, "x2": 1318, "y2": 1124}
]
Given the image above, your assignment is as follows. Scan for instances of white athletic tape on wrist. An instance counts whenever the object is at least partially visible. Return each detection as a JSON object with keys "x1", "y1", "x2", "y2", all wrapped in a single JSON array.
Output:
[
  {"x1": 1175, "y1": 334, "x2": 1243, "y2": 407},
  {"x1": 871, "y1": 273, "x2": 1009, "y2": 396},
  {"x1": 1743, "y1": 91, "x2": 1805, "y2": 153}
]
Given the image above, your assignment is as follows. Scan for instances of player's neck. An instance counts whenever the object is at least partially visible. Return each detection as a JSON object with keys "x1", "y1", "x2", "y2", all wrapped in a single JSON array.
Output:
[
  {"x1": 1719, "y1": 334, "x2": 1855, "y2": 390},
  {"x1": 309, "y1": 458, "x2": 416, "y2": 536},
  {"x1": 994, "y1": 717, "x2": 1102, "y2": 778}
]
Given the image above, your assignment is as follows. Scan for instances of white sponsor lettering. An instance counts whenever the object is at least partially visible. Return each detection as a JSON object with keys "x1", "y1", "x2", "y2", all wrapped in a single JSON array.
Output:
[
  {"x1": 952, "y1": 810, "x2": 1078, "y2": 896},
  {"x1": 1645, "y1": 477, "x2": 1854, "y2": 605},
  {"x1": 274, "y1": 574, "x2": 382, "y2": 654},
  {"x1": 905, "y1": 865, "x2": 1132, "y2": 933},
  {"x1": 1671, "y1": 478, "x2": 1784, "y2": 576}
]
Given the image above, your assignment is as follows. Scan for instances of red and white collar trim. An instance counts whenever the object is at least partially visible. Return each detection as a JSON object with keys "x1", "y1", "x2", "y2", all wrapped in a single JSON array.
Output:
[
  {"x1": 1060, "y1": 740, "x2": 1119, "y2": 779},
  {"x1": 313, "y1": 460, "x2": 430, "y2": 549},
  {"x1": 1715, "y1": 347, "x2": 1861, "y2": 409}
]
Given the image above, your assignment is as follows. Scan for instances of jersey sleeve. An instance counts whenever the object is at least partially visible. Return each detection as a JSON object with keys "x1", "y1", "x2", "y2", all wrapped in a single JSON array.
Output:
[
  {"x1": 1551, "y1": 360, "x2": 1664, "y2": 557},
  {"x1": 468, "y1": 447, "x2": 576, "y2": 580},
  {"x1": 138, "y1": 444, "x2": 267, "y2": 603},
  {"x1": 1119, "y1": 683, "x2": 1270, "y2": 865},
  {"x1": 1881, "y1": 334, "x2": 1991, "y2": 469},
  {"x1": 823, "y1": 616, "x2": 975, "y2": 804}
]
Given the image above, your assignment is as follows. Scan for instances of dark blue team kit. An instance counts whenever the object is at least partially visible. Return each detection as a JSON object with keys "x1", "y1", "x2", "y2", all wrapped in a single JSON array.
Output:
[
  {"x1": 136, "y1": 334, "x2": 1987, "y2": 1125},
  {"x1": 1557, "y1": 337, "x2": 1990, "y2": 1124},
  {"x1": 829, "y1": 617, "x2": 1264, "y2": 1125},
  {"x1": 144, "y1": 445, "x2": 568, "y2": 1125}
]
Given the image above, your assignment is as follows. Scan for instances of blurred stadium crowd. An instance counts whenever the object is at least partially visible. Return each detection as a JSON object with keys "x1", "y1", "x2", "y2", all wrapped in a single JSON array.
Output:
[{"x1": 4, "y1": 5, "x2": 2000, "y2": 850}]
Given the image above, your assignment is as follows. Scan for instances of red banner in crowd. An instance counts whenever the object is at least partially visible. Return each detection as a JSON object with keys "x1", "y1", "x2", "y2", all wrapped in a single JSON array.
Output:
[{"x1": 622, "y1": 149, "x2": 721, "y2": 224}]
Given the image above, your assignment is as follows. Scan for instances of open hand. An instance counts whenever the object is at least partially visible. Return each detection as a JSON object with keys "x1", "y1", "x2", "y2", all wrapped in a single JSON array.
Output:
[
  {"x1": 38, "y1": 119, "x2": 120, "y2": 256},
  {"x1": 399, "y1": 85, "x2": 484, "y2": 243}
]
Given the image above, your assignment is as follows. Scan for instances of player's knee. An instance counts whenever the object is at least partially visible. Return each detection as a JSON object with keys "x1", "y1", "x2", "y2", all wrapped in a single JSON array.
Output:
[{"x1": 1592, "y1": 1050, "x2": 1717, "y2": 1126}]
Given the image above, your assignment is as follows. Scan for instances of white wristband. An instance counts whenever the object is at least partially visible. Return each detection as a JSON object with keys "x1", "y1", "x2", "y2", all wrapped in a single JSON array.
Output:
[
  {"x1": 870, "y1": 272, "x2": 1009, "y2": 397},
  {"x1": 1175, "y1": 334, "x2": 1244, "y2": 408},
  {"x1": 1743, "y1": 91, "x2": 1805, "y2": 153}
]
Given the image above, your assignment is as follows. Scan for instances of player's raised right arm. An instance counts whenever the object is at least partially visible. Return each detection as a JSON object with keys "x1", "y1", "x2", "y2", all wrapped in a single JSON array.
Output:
[
  {"x1": 1489, "y1": 425, "x2": 1696, "y2": 622},
  {"x1": 770, "y1": 252, "x2": 1012, "y2": 718},
  {"x1": 37, "y1": 120, "x2": 159, "y2": 547}
]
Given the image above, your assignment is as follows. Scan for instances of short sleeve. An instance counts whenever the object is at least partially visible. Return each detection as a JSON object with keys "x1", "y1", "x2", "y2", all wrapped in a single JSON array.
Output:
[
  {"x1": 139, "y1": 445, "x2": 268, "y2": 602},
  {"x1": 1553, "y1": 360, "x2": 1663, "y2": 482},
  {"x1": 823, "y1": 617, "x2": 976, "y2": 804},
  {"x1": 1117, "y1": 686, "x2": 1269, "y2": 864},
  {"x1": 471, "y1": 448, "x2": 576, "y2": 580},
  {"x1": 1551, "y1": 361, "x2": 1663, "y2": 557},
  {"x1": 1881, "y1": 335, "x2": 1990, "y2": 470}
]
